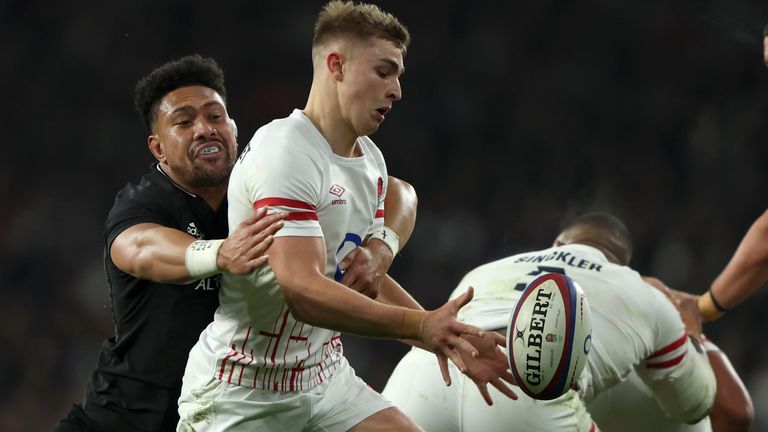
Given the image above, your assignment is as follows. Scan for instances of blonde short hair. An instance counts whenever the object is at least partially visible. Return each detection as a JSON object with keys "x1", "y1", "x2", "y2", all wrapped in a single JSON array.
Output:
[{"x1": 313, "y1": 1, "x2": 410, "y2": 54}]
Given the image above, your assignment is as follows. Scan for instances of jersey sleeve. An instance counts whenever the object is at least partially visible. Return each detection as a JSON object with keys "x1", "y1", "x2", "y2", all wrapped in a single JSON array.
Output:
[
  {"x1": 104, "y1": 195, "x2": 173, "y2": 251},
  {"x1": 239, "y1": 134, "x2": 324, "y2": 238},
  {"x1": 366, "y1": 174, "x2": 387, "y2": 237},
  {"x1": 635, "y1": 291, "x2": 716, "y2": 423},
  {"x1": 362, "y1": 138, "x2": 387, "y2": 237}
]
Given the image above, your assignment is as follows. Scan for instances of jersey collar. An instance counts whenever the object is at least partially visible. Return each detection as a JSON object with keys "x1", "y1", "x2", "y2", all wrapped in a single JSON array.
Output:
[{"x1": 155, "y1": 163, "x2": 197, "y2": 198}]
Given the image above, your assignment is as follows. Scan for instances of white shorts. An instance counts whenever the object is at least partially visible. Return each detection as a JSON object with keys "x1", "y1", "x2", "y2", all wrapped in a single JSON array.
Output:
[
  {"x1": 383, "y1": 347, "x2": 597, "y2": 432},
  {"x1": 177, "y1": 356, "x2": 392, "y2": 432}
]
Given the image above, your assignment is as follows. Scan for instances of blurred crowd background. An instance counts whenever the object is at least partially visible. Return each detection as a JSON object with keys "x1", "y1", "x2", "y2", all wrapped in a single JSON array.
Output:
[{"x1": 2, "y1": 0, "x2": 768, "y2": 430}]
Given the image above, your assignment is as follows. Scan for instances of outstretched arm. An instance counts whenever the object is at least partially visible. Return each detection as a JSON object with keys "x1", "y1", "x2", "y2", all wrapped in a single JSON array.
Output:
[
  {"x1": 702, "y1": 210, "x2": 768, "y2": 320},
  {"x1": 375, "y1": 275, "x2": 517, "y2": 403},
  {"x1": 268, "y1": 235, "x2": 481, "y2": 368},
  {"x1": 110, "y1": 208, "x2": 285, "y2": 283}
]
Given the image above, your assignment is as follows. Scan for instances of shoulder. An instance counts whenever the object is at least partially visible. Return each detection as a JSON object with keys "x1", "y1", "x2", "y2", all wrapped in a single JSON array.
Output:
[
  {"x1": 114, "y1": 167, "x2": 174, "y2": 200},
  {"x1": 358, "y1": 136, "x2": 384, "y2": 160},
  {"x1": 238, "y1": 113, "x2": 325, "y2": 171},
  {"x1": 105, "y1": 167, "x2": 186, "y2": 238}
]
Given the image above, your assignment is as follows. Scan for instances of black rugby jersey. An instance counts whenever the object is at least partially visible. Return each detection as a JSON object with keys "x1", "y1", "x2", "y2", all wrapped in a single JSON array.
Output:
[{"x1": 82, "y1": 164, "x2": 227, "y2": 431}]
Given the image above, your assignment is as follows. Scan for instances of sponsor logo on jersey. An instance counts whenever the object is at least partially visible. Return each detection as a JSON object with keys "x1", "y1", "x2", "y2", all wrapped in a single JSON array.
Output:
[
  {"x1": 195, "y1": 274, "x2": 221, "y2": 291},
  {"x1": 187, "y1": 222, "x2": 204, "y2": 239},
  {"x1": 329, "y1": 184, "x2": 347, "y2": 205},
  {"x1": 329, "y1": 184, "x2": 345, "y2": 197}
]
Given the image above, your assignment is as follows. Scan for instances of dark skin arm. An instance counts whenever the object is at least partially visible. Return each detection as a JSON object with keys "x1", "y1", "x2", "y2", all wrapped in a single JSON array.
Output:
[
  {"x1": 644, "y1": 276, "x2": 753, "y2": 431},
  {"x1": 111, "y1": 208, "x2": 285, "y2": 283},
  {"x1": 707, "y1": 346, "x2": 754, "y2": 432}
]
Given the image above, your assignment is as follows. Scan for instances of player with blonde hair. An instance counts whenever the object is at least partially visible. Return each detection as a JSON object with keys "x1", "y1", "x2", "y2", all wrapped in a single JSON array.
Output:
[{"x1": 177, "y1": 2, "x2": 509, "y2": 431}]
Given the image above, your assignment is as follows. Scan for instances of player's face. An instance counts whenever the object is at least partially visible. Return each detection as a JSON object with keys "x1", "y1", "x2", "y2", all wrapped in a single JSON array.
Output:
[
  {"x1": 339, "y1": 38, "x2": 404, "y2": 137},
  {"x1": 151, "y1": 85, "x2": 237, "y2": 189}
]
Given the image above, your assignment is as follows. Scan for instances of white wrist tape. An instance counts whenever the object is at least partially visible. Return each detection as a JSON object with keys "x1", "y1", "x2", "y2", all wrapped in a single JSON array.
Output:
[
  {"x1": 369, "y1": 226, "x2": 400, "y2": 256},
  {"x1": 185, "y1": 239, "x2": 224, "y2": 279}
]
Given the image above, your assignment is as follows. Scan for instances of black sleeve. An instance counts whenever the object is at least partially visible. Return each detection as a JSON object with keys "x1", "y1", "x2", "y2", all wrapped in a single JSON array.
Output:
[{"x1": 104, "y1": 195, "x2": 175, "y2": 254}]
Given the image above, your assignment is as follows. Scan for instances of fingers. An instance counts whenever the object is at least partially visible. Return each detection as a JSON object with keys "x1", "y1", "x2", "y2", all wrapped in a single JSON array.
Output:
[
  {"x1": 239, "y1": 234, "x2": 274, "y2": 266},
  {"x1": 248, "y1": 255, "x2": 270, "y2": 268},
  {"x1": 437, "y1": 354, "x2": 452, "y2": 386},
  {"x1": 475, "y1": 381, "x2": 494, "y2": 406},
  {"x1": 250, "y1": 212, "x2": 287, "y2": 236},
  {"x1": 457, "y1": 322, "x2": 484, "y2": 339},
  {"x1": 452, "y1": 286, "x2": 475, "y2": 310},
  {"x1": 490, "y1": 331, "x2": 506, "y2": 348},
  {"x1": 448, "y1": 335, "x2": 479, "y2": 358},
  {"x1": 242, "y1": 216, "x2": 284, "y2": 249},
  {"x1": 338, "y1": 249, "x2": 360, "y2": 287},
  {"x1": 490, "y1": 378, "x2": 519, "y2": 401},
  {"x1": 241, "y1": 206, "x2": 267, "y2": 225},
  {"x1": 338, "y1": 248, "x2": 359, "y2": 272}
]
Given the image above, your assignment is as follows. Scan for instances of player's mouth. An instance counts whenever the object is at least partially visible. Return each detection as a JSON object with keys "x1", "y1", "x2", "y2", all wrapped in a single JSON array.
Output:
[
  {"x1": 192, "y1": 141, "x2": 225, "y2": 159},
  {"x1": 374, "y1": 106, "x2": 390, "y2": 122}
]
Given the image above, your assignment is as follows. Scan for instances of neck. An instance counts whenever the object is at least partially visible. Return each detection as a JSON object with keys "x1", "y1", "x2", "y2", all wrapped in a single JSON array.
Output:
[
  {"x1": 158, "y1": 163, "x2": 227, "y2": 211},
  {"x1": 303, "y1": 83, "x2": 359, "y2": 158},
  {"x1": 194, "y1": 186, "x2": 227, "y2": 212}
]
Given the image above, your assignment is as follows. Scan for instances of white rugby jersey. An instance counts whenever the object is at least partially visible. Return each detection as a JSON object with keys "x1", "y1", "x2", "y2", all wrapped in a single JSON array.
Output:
[
  {"x1": 449, "y1": 243, "x2": 715, "y2": 422},
  {"x1": 188, "y1": 109, "x2": 387, "y2": 392}
]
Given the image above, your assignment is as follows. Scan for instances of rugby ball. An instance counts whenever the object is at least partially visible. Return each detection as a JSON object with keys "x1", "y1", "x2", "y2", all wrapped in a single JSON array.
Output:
[{"x1": 507, "y1": 272, "x2": 592, "y2": 400}]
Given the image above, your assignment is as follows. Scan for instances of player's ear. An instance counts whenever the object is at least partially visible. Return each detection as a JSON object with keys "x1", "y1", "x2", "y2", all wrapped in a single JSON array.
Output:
[
  {"x1": 327, "y1": 52, "x2": 344, "y2": 81},
  {"x1": 148, "y1": 134, "x2": 166, "y2": 163},
  {"x1": 228, "y1": 118, "x2": 238, "y2": 140}
]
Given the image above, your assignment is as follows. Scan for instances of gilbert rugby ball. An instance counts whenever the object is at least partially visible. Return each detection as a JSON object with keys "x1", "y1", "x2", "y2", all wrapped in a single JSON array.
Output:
[{"x1": 507, "y1": 272, "x2": 592, "y2": 400}]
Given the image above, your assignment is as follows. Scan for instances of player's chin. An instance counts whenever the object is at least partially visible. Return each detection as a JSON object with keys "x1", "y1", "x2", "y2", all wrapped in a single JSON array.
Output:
[
  {"x1": 192, "y1": 163, "x2": 231, "y2": 187},
  {"x1": 359, "y1": 120, "x2": 383, "y2": 136}
]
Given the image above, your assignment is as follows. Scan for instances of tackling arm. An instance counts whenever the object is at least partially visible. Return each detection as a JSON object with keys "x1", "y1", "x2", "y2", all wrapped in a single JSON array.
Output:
[{"x1": 110, "y1": 208, "x2": 285, "y2": 283}]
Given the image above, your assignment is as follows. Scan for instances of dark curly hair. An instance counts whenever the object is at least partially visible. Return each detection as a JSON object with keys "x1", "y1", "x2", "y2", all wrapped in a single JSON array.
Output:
[
  {"x1": 134, "y1": 54, "x2": 227, "y2": 131},
  {"x1": 560, "y1": 212, "x2": 633, "y2": 265}
]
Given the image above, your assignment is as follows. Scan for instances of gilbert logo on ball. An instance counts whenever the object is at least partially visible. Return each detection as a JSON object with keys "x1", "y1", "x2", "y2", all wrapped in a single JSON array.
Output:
[{"x1": 507, "y1": 272, "x2": 592, "y2": 400}]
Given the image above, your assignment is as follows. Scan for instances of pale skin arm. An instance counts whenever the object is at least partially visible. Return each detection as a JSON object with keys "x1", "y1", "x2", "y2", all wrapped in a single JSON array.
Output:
[
  {"x1": 707, "y1": 210, "x2": 768, "y2": 317},
  {"x1": 375, "y1": 275, "x2": 517, "y2": 403},
  {"x1": 268, "y1": 235, "x2": 482, "y2": 372},
  {"x1": 110, "y1": 208, "x2": 286, "y2": 283},
  {"x1": 379, "y1": 175, "x2": 418, "y2": 249},
  {"x1": 650, "y1": 211, "x2": 768, "y2": 322}
]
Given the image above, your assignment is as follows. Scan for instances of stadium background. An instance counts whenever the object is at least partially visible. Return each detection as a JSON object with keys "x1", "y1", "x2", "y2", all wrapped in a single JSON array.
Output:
[{"x1": 2, "y1": 0, "x2": 767, "y2": 430}]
